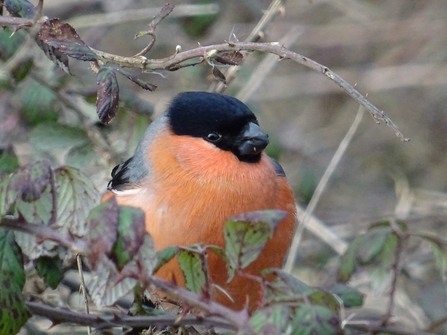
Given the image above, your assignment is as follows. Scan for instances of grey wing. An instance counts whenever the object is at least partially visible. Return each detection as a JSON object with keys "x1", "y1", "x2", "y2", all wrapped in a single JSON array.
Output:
[{"x1": 269, "y1": 157, "x2": 287, "y2": 178}]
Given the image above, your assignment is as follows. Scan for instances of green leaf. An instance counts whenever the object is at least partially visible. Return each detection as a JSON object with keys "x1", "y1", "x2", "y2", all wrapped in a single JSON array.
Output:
[
  {"x1": 110, "y1": 205, "x2": 146, "y2": 270},
  {"x1": 65, "y1": 142, "x2": 95, "y2": 168},
  {"x1": 337, "y1": 225, "x2": 393, "y2": 283},
  {"x1": 248, "y1": 305, "x2": 291, "y2": 335},
  {"x1": 37, "y1": 19, "x2": 97, "y2": 61},
  {"x1": 224, "y1": 210, "x2": 286, "y2": 281},
  {"x1": 369, "y1": 232, "x2": 398, "y2": 293},
  {"x1": 54, "y1": 166, "x2": 100, "y2": 237},
  {"x1": 325, "y1": 283, "x2": 364, "y2": 308},
  {"x1": 96, "y1": 67, "x2": 119, "y2": 124},
  {"x1": 0, "y1": 147, "x2": 19, "y2": 175},
  {"x1": 154, "y1": 246, "x2": 179, "y2": 273},
  {"x1": 18, "y1": 81, "x2": 59, "y2": 126},
  {"x1": 415, "y1": 233, "x2": 447, "y2": 274},
  {"x1": 86, "y1": 257, "x2": 137, "y2": 308},
  {"x1": 85, "y1": 198, "x2": 119, "y2": 269},
  {"x1": 291, "y1": 304, "x2": 343, "y2": 335},
  {"x1": 4, "y1": 0, "x2": 35, "y2": 18},
  {"x1": 177, "y1": 250, "x2": 206, "y2": 294},
  {"x1": 0, "y1": 27, "x2": 26, "y2": 60},
  {"x1": 30, "y1": 123, "x2": 89, "y2": 151},
  {"x1": 0, "y1": 228, "x2": 30, "y2": 335},
  {"x1": 135, "y1": 234, "x2": 157, "y2": 277},
  {"x1": 35, "y1": 256, "x2": 63, "y2": 289},
  {"x1": 262, "y1": 269, "x2": 316, "y2": 306}
]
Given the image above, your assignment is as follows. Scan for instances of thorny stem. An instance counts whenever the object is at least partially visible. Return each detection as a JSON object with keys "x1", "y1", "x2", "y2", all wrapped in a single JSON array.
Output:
[{"x1": 89, "y1": 42, "x2": 408, "y2": 141}]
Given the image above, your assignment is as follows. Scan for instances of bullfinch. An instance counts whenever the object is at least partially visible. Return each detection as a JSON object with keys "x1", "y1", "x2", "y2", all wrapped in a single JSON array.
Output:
[{"x1": 104, "y1": 91, "x2": 296, "y2": 311}]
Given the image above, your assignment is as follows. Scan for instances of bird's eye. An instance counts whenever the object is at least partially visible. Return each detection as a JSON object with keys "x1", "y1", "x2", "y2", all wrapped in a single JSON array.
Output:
[{"x1": 206, "y1": 132, "x2": 222, "y2": 142}]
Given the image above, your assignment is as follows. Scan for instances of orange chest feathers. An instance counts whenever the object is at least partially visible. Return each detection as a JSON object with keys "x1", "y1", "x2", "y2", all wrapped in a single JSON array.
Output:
[{"x1": 112, "y1": 131, "x2": 296, "y2": 310}]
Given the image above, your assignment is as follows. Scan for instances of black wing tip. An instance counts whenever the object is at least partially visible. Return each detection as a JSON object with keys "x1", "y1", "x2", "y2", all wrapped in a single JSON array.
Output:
[
  {"x1": 108, "y1": 158, "x2": 133, "y2": 191},
  {"x1": 270, "y1": 157, "x2": 286, "y2": 177}
]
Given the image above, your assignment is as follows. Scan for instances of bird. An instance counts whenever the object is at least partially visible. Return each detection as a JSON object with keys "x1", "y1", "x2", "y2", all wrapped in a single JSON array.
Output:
[{"x1": 104, "y1": 91, "x2": 296, "y2": 311}]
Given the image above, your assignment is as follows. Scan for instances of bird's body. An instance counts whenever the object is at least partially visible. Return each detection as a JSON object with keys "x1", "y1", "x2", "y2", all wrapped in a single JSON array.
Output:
[{"x1": 105, "y1": 92, "x2": 296, "y2": 311}]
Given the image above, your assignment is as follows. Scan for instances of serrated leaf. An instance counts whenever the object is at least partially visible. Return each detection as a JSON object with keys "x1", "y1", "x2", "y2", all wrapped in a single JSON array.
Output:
[
  {"x1": 224, "y1": 210, "x2": 286, "y2": 281},
  {"x1": 248, "y1": 305, "x2": 291, "y2": 335},
  {"x1": 85, "y1": 198, "x2": 119, "y2": 269},
  {"x1": 96, "y1": 67, "x2": 119, "y2": 124},
  {"x1": 38, "y1": 19, "x2": 97, "y2": 61},
  {"x1": 35, "y1": 256, "x2": 63, "y2": 289},
  {"x1": 291, "y1": 304, "x2": 343, "y2": 335},
  {"x1": 154, "y1": 246, "x2": 179, "y2": 273},
  {"x1": 262, "y1": 269, "x2": 316, "y2": 306},
  {"x1": 177, "y1": 250, "x2": 206, "y2": 294},
  {"x1": 7, "y1": 160, "x2": 51, "y2": 202},
  {"x1": 325, "y1": 283, "x2": 364, "y2": 308},
  {"x1": 415, "y1": 233, "x2": 447, "y2": 274},
  {"x1": 86, "y1": 258, "x2": 137, "y2": 308},
  {"x1": 110, "y1": 205, "x2": 146, "y2": 270},
  {"x1": 18, "y1": 81, "x2": 59, "y2": 126},
  {"x1": 4, "y1": 0, "x2": 35, "y2": 18},
  {"x1": 65, "y1": 142, "x2": 96, "y2": 168},
  {"x1": 0, "y1": 228, "x2": 30, "y2": 335},
  {"x1": 35, "y1": 36, "x2": 71, "y2": 74},
  {"x1": 369, "y1": 232, "x2": 398, "y2": 293},
  {"x1": 135, "y1": 234, "x2": 157, "y2": 277},
  {"x1": 29, "y1": 123, "x2": 89, "y2": 151},
  {"x1": 337, "y1": 226, "x2": 393, "y2": 283},
  {"x1": 115, "y1": 68, "x2": 157, "y2": 91},
  {"x1": 54, "y1": 166, "x2": 100, "y2": 237}
]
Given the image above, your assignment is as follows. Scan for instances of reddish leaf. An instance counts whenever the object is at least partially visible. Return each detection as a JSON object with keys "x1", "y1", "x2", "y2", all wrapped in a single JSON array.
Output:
[
  {"x1": 110, "y1": 205, "x2": 146, "y2": 270},
  {"x1": 96, "y1": 67, "x2": 119, "y2": 124},
  {"x1": 152, "y1": 3, "x2": 175, "y2": 27},
  {"x1": 7, "y1": 160, "x2": 51, "y2": 203},
  {"x1": 84, "y1": 198, "x2": 119, "y2": 269},
  {"x1": 38, "y1": 19, "x2": 97, "y2": 61}
]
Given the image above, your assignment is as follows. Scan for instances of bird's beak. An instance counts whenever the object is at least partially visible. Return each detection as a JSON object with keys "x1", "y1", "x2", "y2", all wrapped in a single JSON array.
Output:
[{"x1": 238, "y1": 122, "x2": 269, "y2": 156}]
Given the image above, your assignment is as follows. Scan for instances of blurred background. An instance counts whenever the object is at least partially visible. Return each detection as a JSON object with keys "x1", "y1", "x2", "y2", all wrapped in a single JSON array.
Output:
[{"x1": 1, "y1": 0, "x2": 447, "y2": 333}]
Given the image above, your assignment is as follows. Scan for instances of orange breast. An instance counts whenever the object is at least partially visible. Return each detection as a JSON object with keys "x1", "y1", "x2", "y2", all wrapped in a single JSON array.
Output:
[{"x1": 111, "y1": 131, "x2": 296, "y2": 311}]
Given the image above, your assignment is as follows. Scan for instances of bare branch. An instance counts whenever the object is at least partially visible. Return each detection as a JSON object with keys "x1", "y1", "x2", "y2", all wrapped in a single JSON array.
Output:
[
  {"x1": 25, "y1": 301, "x2": 236, "y2": 331},
  {"x1": 0, "y1": 216, "x2": 86, "y2": 253},
  {"x1": 90, "y1": 41, "x2": 408, "y2": 140}
]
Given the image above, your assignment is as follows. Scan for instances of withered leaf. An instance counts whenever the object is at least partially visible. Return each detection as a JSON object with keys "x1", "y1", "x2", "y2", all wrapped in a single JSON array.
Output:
[
  {"x1": 215, "y1": 51, "x2": 243, "y2": 66},
  {"x1": 212, "y1": 66, "x2": 226, "y2": 85},
  {"x1": 96, "y1": 67, "x2": 119, "y2": 124},
  {"x1": 38, "y1": 19, "x2": 97, "y2": 61}
]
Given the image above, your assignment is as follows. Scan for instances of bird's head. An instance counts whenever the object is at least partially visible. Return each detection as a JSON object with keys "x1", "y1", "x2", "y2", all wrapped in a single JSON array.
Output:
[{"x1": 167, "y1": 92, "x2": 269, "y2": 163}]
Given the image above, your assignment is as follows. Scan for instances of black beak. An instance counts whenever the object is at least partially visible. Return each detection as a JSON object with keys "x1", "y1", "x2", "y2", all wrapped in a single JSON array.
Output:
[{"x1": 238, "y1": 122, "x2": 269, "y2": 156}]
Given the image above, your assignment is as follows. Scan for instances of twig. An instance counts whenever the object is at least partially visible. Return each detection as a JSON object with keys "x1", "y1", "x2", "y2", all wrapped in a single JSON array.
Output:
[
  {"x1": 142, "y1": 276, "x2": 250, "y2": 332},
  {"x1": 284, "y1": 106, "x2": 364, "y2": 272},
  {"x1": 0, "y1": 216, "x2": 86, "y2": 253},
  {"x1": 211, "y1": 0, "x2": 286, "y2": 93},
  {"x1": 382, "y1": 220, "x2": 407, "y2": 326},
  {"x1": 77, "y1": 255, "x2": 91, "y2": 335},
  {"x1": 67, "y1": 4, "x2": 220, "y2": 29},
  {"x1": 25, "y1": 301, "x2": 236, "y2": 331},
  {"x1": 89, "y1": 42, "x2": 407, "y2": 141},
  {"x1": 236, "y1": 26, "x2": 301, "y2": 102}
]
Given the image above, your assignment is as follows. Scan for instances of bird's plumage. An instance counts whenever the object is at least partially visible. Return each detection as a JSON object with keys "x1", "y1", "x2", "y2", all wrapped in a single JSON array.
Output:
[{"x1": 105, "y1": 92, "x2": 296, "y2": 311}]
